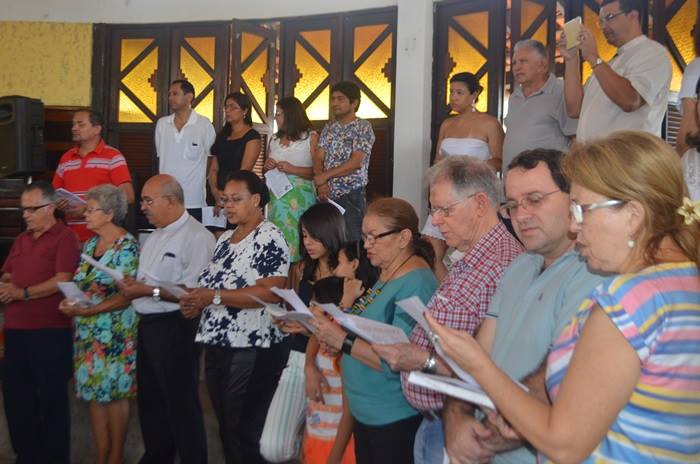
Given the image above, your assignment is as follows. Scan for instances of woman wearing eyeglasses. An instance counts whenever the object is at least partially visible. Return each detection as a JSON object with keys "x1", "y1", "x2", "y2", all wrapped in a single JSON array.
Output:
[
  {"x1": 179, "y1": 170, "x2": 290, "y2": 464},
  {"x1": 58, "y1": 184, "x2": 139, "y2": 464},
  {"x1": 427, "y1": 131, "x2": 700, "y2": 463},
  {"x1": 311, "y1": 198, "x2": 438, "y2": 464}
]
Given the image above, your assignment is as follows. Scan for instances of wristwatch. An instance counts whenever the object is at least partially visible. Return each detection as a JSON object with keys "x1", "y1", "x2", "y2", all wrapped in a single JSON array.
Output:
[
  {"x1": 152, "y1": 287, "x2": 161, "y2": 302},
  {"x1": 422, "y1": 355, "x2": 438, "y2": 374},
  {"x1": 212, "y1": 289, "x2": 222, "y2": 305},
  {"x1": 341, "y1": 333, "x2": 357, "y2": 355},
  {"x1": 23, "y1": 287, "x2": 30, "y2": 301},
  {"x1": 591, "y1": 57, "x2": 604, "y2": 69}
]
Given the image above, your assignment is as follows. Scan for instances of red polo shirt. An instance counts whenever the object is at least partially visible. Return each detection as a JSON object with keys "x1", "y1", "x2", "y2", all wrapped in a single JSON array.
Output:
[
  {"x1": 52, "y1": 139, "x2": 132, "y2": 241},
  {"x1": 1, "y1": 222, "x2": 81, "y2": 329}
]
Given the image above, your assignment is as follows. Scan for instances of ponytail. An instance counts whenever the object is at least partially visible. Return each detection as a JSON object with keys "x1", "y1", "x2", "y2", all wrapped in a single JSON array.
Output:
[{"x1": 412, "y1": 233, "x2": 435, "y2": 270}]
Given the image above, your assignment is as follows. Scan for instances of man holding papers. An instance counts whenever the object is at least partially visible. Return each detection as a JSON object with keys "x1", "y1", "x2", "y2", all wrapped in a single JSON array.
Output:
[
  {"x1": 0, "y1": 181, "x2": 80, "y2": 463},
  {"x1": 52, "y1": 109, "x2": 135, "y2": 242},
  {"x1": 117, "y1": 175, "x2": 214, "y2": 464},
  {"x1": 439, "y1": 150, "x2": 604, "y2": 464},
  {"x1": 372, "y1": 158, "x2": 522, "y2": 464}
]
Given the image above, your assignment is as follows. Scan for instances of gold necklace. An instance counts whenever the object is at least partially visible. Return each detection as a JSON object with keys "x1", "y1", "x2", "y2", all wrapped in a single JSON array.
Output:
[{"x1": 350, "y1": 253, "x2": 414, "y2": 315}]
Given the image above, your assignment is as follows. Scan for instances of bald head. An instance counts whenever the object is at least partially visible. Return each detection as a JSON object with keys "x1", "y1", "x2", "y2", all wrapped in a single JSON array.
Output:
[{"x1": 141, "y1": 174, "x2": 186, "y2": 228}]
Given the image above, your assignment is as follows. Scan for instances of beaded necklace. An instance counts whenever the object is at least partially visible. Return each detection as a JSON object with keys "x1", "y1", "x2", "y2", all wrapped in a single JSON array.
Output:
[{"x1": 350, "y1": 253, "x2": 415, "y2": 315}]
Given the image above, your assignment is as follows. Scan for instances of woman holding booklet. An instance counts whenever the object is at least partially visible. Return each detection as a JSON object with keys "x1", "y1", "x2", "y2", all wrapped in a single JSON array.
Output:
[
  {"x1": 311, "y1": 197, "x2": 438, "y2": 464},
  {"x1": 58, "y1": 184, "x2": 139, "y2": 464},
  {"x1": 426, "y1": 132, "x2": 700, "y2": 463},
  {"x1": 179, "y1": 170, "x2": 291, "y2": 464}
]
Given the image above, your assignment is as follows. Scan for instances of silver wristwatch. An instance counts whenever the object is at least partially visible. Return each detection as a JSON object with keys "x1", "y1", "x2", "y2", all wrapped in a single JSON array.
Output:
[
  {"x1": 421, "y1": 355, "x2": 438, "y2": 374},
  {"x1": 152, "y1": 287, "x2": 161, "y2": 302},
  {"x1": 212, "y1": 289, "x2": 222, "y2": 305}
]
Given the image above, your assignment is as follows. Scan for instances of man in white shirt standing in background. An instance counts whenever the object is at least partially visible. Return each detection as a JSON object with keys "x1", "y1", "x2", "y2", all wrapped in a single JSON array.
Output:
[
  {"x1": 155, "y1": 79, "x2": 216, "y2": 221},
  {"x1": 560, "y1": 0, "x2": 671, "y2": 142}
]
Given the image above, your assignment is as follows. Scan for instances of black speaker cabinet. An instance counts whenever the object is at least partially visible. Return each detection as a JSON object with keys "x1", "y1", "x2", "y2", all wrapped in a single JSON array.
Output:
[{"x1": 0, "y1": 96, "x2": 46, "y2": 177}]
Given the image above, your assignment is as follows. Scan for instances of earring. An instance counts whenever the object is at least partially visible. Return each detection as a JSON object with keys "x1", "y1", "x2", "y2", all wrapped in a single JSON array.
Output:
[{"x1": 627, "y1": 238, "x2": 635, "y2": 249}]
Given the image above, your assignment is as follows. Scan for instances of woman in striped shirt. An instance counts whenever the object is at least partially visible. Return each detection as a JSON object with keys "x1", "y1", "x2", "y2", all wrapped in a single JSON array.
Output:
[{"x1": 427, "y1": 131, "x2": 700, "y2": 463}]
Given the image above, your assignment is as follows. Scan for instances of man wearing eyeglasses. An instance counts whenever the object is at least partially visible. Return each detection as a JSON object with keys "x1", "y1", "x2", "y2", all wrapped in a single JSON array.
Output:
[
  {"x1": 117, "y1": 174, "x2": 214, "y2": 464},
  {"x1": 441, "y1": 149, "x2": 605, "y2": 464},
  {"x1": 0, "y1": 181, "x2": 80, "y2": 463},
  {"x1": 559, "y1": 0, "x2": 671, "y2": 142},
  {"x1": 372, "y1": 157, "x2": 523, "y2": 464}
]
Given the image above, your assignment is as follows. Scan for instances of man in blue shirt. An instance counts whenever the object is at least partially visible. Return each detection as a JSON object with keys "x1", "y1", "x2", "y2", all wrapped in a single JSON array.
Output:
[{"x1": 442, "y1": 149, "x2": 606, "y2": 464}]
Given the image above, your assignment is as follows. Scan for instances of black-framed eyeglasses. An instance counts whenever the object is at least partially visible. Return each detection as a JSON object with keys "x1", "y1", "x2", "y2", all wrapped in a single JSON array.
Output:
[
  {"x1": 598, "y1": 10, "x2": 626, "y2": 25},
  {"x1": 500, "y1": 190, "x2": 560, "y2": 218},
  {"x1": 20, "y1": 203, "x2": 52, "y2": 215},
  {"x1": 85, "y1": 207, "x2": 103, "y2": 214},
  {"x1": 362, "y1": 228, "x2": 402, "y2": 245},
  {"x1": 429, "y1": 193, "x2": 478, "y2": 218},
  {"x1": 570, "y1": 199, "x2": 626, "y2": 224}
]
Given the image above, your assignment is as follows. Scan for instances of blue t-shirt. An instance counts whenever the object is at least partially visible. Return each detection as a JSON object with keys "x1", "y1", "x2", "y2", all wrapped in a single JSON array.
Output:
[{"x1": 342, "y1": 268, "x2": 438, "y2": 425}]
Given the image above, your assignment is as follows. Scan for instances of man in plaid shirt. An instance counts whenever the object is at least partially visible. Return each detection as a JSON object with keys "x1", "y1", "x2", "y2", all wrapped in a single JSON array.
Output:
[{"x1": 374, "y1": 157, "x2": 523, "y2": 464}]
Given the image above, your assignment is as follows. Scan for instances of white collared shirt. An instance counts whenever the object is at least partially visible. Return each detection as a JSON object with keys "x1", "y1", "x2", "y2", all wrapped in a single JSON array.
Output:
[
  {"x1": 155, "y1": 110, "x2": 216, "y2": 208},
  {"x1": 577, "y1": 35, "x2": 672, "y2": 142},
  {"x1": 132, "y1": 212, "x2": 215, "y2": 315}
]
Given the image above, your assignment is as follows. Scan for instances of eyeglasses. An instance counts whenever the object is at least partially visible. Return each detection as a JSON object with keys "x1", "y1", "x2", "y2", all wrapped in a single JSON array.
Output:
[
  {"x1": 501, "y1": 190, "x2": 560, "y2": 218},
  {"x1": 85, "y1": 207, "x2": 103, "y2": 214},
  {"x1": 20, "y1": 203, "x2": 51, "y2": 215},
  {"x1": 598, "y1": 10, "x2": 626, "y2": 25},
  {"x1": 224, "y1": 104, "x2": 241, "y2": 111},
  {"x1": 361, "y1": 228, "x2": 402, "y2": 245},
  {"x1": 570, "y1": 199, "x2": 626, "y2": 224},
  {"x1": 429, "y1": 193, "x2": 477, "y2": 218},
  {"x1": 221, "y1": 195, "x2": 251, "y2": 205}
]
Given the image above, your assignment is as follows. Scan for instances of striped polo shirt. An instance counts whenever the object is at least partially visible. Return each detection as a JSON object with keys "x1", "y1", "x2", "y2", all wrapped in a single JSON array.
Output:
[
  {"x1": 545, "y1": 261, "x2": 700, "y2": 463},
  {"x1": 52, "y1": 139, "x2": 132, "y2": 241}
]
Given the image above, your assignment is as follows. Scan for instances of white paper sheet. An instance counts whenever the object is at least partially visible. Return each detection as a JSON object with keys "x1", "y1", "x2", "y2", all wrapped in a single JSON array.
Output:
[
  {"x1": 57, "y1": 281, "x2": 91, "y2": 307},
  {"x1": 316, "y1": 302, "x2": 409, "y2": 345},
  {"x1": 201, "y1": 206, "x2": 227, "y2": 228},
  {"x1": 326, "y1": 199, "x2": 346, "y2": 215},
  {"x1": 81, "y1": 253, "x2": 124, "y2": 282},
  {"x1": 253, "y1": 294, "x2": 316, "y2": 332},
  {"x1": 408, "y1": 371, "x2": 497, "y2": 410},
  {"x1": 55, "y1": 188, "x2": 86, "y2": 207},
  {"x1": 270, "y1": 287, "x2": 313, "y2": 315},
  {"x1": 265, "y1": 168, "x2": 294, "y2": 199}
]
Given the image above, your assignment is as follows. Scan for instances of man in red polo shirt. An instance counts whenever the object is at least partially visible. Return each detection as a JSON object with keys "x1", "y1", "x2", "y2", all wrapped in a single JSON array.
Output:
[
  {"x1": 52, "y1": 110, "x2": 135, "y2": 241},
  {"x1": 0, "y1": 181, "x2": 81, "y2": 463}
]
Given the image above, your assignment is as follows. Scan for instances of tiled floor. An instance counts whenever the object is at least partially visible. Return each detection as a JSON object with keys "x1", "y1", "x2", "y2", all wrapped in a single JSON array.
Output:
[{"x1": 0, "y1": 382, "x2": 225, "y2": 463}]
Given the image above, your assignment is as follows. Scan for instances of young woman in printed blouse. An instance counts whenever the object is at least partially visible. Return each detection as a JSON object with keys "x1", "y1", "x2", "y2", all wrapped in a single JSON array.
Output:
[{"x1": 180, "y1": 170, "x2": 289, "y2": 464}]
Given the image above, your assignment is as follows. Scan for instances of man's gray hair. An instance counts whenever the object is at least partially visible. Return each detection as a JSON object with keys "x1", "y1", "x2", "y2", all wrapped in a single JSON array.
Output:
[
  {"x1": 23, "y1": 180, "x2": 56, "y2": 203},
  {"x1": 161, "y1": 177, "x2": 185, "y2": 205},
  {"x1": 426, "y1": 157, "x2": 502, "y2": 208},
  {"x1": 513, "y1": 39, "x2": 548, "y2": 60},
  {"x1": 86, "y1": 184, "x2": 128, "y2": 223}
]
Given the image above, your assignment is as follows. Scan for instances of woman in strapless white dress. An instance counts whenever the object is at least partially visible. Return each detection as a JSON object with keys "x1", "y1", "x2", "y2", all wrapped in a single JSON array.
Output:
[{"x1": 425, "y1": 72, "x2": 504, "y2": 279}]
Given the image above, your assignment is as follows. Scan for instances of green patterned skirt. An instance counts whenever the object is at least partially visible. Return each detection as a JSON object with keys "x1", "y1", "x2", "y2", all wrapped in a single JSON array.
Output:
[{"x1": 268, "y1": 174, "x2": 317, "y2": 262}]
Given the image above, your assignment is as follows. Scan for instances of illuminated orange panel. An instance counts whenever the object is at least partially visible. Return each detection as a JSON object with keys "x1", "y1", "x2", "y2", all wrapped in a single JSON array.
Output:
[
  {"x1": 453, "y1": 11, "x2": 489, "y2": 48},
  {"x1": 120, "y1": 38, "x2": 153, "y2": 72},
  {"x1": 667, "y1": 0, "x2": 697, "y2": 91},
  {"x1": 241, "y1": 32, "x2": 265, "y2": 63},
  {"x1": 118, "y1": 90, "x2": 150, "y2": 123},
  {"x1": 185, "y1": 37, "x2": 216, "y2": 69},
  {"x1": 242, "y1": 48, "x2": 269, "y2": 124},
  {"x1": 196, "y1": 89, "x2": 214, "y2": 124},
  {"x1": 353, "y1": 24, "x2": 387, "y2": 61},
  {"x1": 532, "y1": 21, "x2": 548, "y2": 47},
  {"x1": 582, "y1": 4, "x2": 616, "y2": 82},
  {"x1": 294, "y1": 40, "x2": 329, "y2": 119},
  {"x1": 180, "y1": 46, "x2": 212, "y2": 97},
  {"x1": 522, "y1": 0, "x2": 544, "y2": 37},
  {"x1": 355, "y1": 33, "x2": 392, "y2": 116},
  {"x1": 306, "y1": 85, "x2": 329, "y2": 121},
  {"x1": 120, "y1": 47, "x2": 158, "y2": 122},
  {"x1": 300, "y1": 30, "x2": 331, "y2": 63},
  {"x1": 447, "y1": 25, "x2": 488, "y2": 112}
]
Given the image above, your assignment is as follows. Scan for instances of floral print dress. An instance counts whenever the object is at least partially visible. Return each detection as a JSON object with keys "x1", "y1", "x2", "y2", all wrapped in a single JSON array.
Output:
[{"x1": 73, "y1": 234, "x2": 139, "y2": 403}]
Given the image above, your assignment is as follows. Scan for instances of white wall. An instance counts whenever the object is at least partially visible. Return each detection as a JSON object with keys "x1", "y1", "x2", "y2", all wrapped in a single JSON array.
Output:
[
  {"x1": 1, "y1": 0, "x2": 435, "y2": 216},
  {"x1": 1, "y1": 0, "x2": 396, "y2": 23}
]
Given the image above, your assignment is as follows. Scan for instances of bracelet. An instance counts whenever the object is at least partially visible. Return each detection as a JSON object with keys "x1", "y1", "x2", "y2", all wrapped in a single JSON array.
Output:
[
  {"x1": 23, "y1": 287, "x2": 30, "y2": 300},
  {"x1": 341, "y1": 333, "x2": 356, "y2": 355},
  {"x1": 421, "y1": 354, "x2": 438, "y2": 374}
]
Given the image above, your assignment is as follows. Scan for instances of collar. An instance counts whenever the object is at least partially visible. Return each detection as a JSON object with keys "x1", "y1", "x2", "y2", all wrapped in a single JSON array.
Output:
[
  {"x1": 513, "y1": 73, "x2": 556, "y2": 98},
  {"x1": 24, "y1": 220, "x2": 63, "y2": 241},
  {"x1": 617, "y1": 34, "x2": 646, "y2": 54},
  {"x1": 167, "y1": 110, "x2": 198, "y2": 129},
  {"x1": 67, "y1": 138, "x2": 106, "y2": 159},
  {"x1": 160, "y1": 210, "x2": 190, "y2": 233},
  {"x1": 455, "y1": 221, "x2": 512, "y2": 270}
]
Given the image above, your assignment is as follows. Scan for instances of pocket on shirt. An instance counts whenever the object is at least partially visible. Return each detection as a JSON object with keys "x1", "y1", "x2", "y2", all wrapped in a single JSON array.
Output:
[{"x1": 184, "y1": 144, "x2": 204, "y2": 161}]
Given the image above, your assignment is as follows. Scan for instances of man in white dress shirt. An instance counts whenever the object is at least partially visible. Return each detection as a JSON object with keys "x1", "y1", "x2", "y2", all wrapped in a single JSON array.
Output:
[
  {"x1": 561, "y1": 0, "x2": 672, "y2": 142},
  {"x1": 155, "y1": 80, "x2": 216, "y2": 221},
  {"x1": 119, "y1": 174, "x2": 215, "y2": 464}
]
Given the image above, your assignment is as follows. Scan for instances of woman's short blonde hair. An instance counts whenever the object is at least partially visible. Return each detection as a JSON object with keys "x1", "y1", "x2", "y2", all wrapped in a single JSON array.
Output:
[{"x1": 562, "y1": 130, "x2": 699, "y2": 268}]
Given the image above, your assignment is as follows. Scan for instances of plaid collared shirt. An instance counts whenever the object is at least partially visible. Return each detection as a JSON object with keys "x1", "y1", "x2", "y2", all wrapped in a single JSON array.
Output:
[{"x1": 400, "y1": 221, "x2": 523, "y2": 412}]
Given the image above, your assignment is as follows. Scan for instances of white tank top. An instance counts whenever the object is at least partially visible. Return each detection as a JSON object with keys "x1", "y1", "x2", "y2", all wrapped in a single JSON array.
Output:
[
  {"x1": 439, "y1": 137, "x2": 491, "y2": 161},
  {"x1": 269, "y1": 133, "x2": 314, "y2": 167}
]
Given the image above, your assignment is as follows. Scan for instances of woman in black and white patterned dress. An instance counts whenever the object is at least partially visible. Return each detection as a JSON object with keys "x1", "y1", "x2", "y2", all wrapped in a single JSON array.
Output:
[{"x1": 180, "y1": 170, "x2": 290, "y2": 464}]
